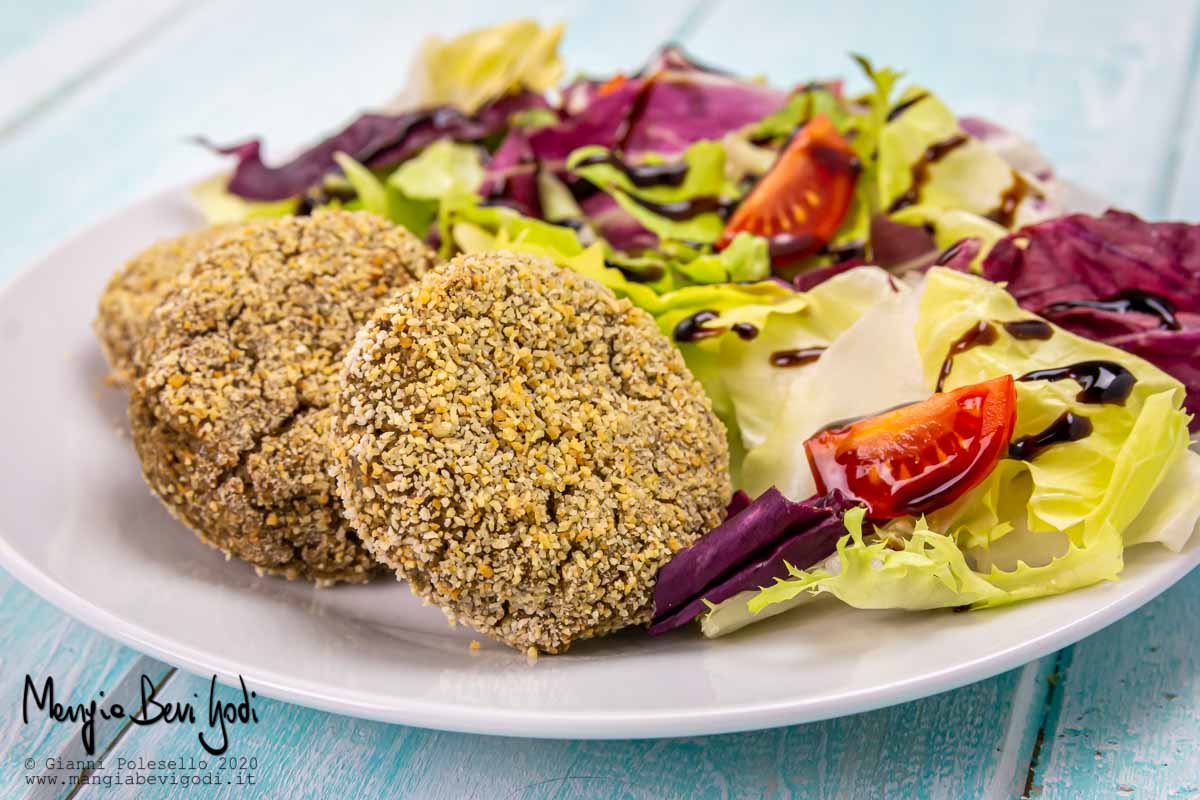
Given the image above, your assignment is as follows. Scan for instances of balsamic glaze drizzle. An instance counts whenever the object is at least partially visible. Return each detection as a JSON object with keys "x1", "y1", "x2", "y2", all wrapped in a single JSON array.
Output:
[
  {"x1": 886, "y1": 92, "x2": 930, "y2": 122},
  {"x1": 769, "y1": 346, "x2": 827, "y2": 368},
  {"x1": 1002, "y1": 319, "x2": 1054, "y2": 341},
  {"x1": 1044, "y1": 289, "x2": 1181, "y2": 331},
  {"x1": 731, "y1": 322, "x2": 759, "y2": 341},
  {"x1": 935, "y1": 321, "x2": 998, "y2": 392},
  {"x1": 887, "y1": 134, "x2": 969, "y2": 213},
  {"x1": 1008, "y1": 412, "x2": 1094, "y2": 461},
  {"x1": 629, "y1": 195, "x2": 733, "y2": 221},
  {"x1": 673, "y1": 310, "x2": 723, "y2": 343},
  {"x1": 573, "y1": 152, "x2": 689, "y2": 189},
  {"x1": 1017, "y1": 360, "x2": 1137, "y2": 406}
]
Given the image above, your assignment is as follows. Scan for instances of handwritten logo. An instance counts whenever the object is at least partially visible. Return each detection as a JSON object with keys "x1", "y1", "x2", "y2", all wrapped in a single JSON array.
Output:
[{"x1": 22, "y1": 674, "x2": 260, "y2": 756}]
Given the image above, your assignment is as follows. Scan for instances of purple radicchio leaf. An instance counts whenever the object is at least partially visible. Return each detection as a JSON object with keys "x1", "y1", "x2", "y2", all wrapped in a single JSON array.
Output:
[
  {"x1": 203, "y1": 91, "x2": 547, "y2": 201},
  {"x1": 619, "y1": 71, "x2": 787, "y2": 157},
  {"x1": 649, "y1": 488, "x2": 857, "y2": 635},
  {"x1": 930, "y1": 237, "x2": 982, "y2": 271},
  {"x1": 790, "y1": 259, "x2": 866, "y2": 292},
  {"x1": 982, "y1": 209, "x2": 1200, "y2": 428},
  {"x1": 579, "y1": 192, "x2": 659, "y2": 252},
  {"x1": 528, "y1": 79, "x2": 645, "y2": 165},
  {"x1": 478, "y1": 129, "x2": 541, "y2": 217},
  {"x1": 869, "y1": 213, "x2": 937, "y2": 268}
]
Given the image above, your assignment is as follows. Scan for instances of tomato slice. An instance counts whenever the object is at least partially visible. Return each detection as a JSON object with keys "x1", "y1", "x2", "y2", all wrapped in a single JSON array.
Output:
[
  {"x1": 717, "y1": 113, "x2": 859, "y2": 267},
  {"x1": 804, "y1": 375, "x2": 1017, "y2": 518}
]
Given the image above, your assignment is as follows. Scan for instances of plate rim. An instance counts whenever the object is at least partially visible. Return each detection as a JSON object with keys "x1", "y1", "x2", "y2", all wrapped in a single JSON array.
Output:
[{"x1": 1, "y1": 179, "x2": 1196, "y2": 739}]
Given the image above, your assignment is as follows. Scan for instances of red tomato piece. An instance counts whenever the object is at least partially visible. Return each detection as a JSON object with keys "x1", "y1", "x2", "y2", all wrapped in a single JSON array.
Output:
[
  {"x1": 717, "y1": 113, "x2": 859, "y2": 267},
  {"x1": 804, "y1": 375, "x2": 1017, "y2": 518}
]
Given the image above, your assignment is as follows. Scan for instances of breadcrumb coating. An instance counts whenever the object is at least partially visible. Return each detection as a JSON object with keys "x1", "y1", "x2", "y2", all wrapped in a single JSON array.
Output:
[
  {"x1": 331, "y1": 252, "x2": 730, "y2": 651},
  {"x1": 129, "y1": 212, "x2": 438, "y2": 583},
  {"x1": 94, "y1": 224, "x2": 237, "y2": 386}
]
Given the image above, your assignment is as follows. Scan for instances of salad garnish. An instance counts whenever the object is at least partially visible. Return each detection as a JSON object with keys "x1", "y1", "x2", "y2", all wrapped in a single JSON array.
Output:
[
  {"x1": 804, "y1": 375, "x2": 1017, "y2": 519},
  {"x1": 189, "y1": 19, "x2": 1200, "y2": 642}
]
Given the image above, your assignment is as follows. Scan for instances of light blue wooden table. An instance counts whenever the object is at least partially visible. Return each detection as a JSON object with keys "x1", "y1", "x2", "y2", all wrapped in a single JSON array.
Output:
[{"x1": 2, "y1": 1, "x2": 1199, "y2": 797}]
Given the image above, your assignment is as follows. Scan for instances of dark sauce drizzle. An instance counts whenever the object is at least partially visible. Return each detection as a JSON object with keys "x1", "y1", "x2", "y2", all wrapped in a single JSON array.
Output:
[
  {"x1": 887, "y1": 134, "x2": 969, "y2": 213},
  {"x1": 810, "y1": 144, "x2": 863, "y2": 175},
  {"x1": 630, "y1": 195, "x2": 735, "y2": 222},
  {"x1": 984, "y1": 172, "x2": 1041, "y2": 229},
  {"x1": 606, "y1": 259, "x2": 665, "y2": 283},
  {"x1": 1002, "y1": 319, "x2": 1054, "y2": 341},
  {"x1": 731, "y1": 322, "x2": 759, "y2": 340},
  {"x1": 935, "y1": 321, "x2": 998, "y2": 392},
  {"x1": 566, "y1": 174, "x2": 603, "y2": 204},
  {"x1": 1017, "y1": 360, "x2": 1137, "y2": 406},
  {"x1": 820, "y1": 239, "x2": 868, "y2": 263},
  {"x1": 933, "y1": 238, "x2": 973, "y2": 267},
  {"x1": 674, "y1": 310, "x2": 723, "y2": 343},
  {"x1": 886, "y1": 92, "x2": 930, "y2": 122},
  {"x1": 769, "y1": 346, "x2": 827, "y2": 368},
  {"x1": 573, "y1": 152, "x2": 689, "y2": 189},
  {"x1": 1008, "y1": 412, "x2": 1094, "y2": 461},
  {"x1": 296, "y1": 185, "x2": 358, "y2": 216},
  {"x1": 672, "y1": 313, "x2": 758, "y2": 343},
  {"x1": 614, "y1": 77, "x2": 657, "y2": 152},
  {"x1": 1044, "y1": 289, "x2": 1181, "y2": 331}
]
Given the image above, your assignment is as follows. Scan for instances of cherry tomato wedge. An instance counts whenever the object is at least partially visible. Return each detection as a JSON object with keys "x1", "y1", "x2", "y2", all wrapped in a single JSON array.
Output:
[
  {"x1": 717, "y1": 113, "x2": 859, "y2": 267},
  {"x1": 804, "y1": 375, "x2": 1017, "y2": 519}
]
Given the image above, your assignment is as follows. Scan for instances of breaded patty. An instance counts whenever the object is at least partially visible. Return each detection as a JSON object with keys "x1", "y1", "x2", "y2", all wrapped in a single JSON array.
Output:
[
  {"x1": 331, "y1": 252, "x2": 731, "y2": 651},
  {"x1": 95, "y1": 224, "x2": 237, "y2": 386},
  {"x1": 129, "y1": 211, "x2": 439, "y2": 584}
]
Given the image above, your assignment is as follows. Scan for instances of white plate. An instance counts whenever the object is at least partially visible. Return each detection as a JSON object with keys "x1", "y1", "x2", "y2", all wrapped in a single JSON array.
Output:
[{"x1": 1, "y1": 185, "x2": 1197, "y2": 739}]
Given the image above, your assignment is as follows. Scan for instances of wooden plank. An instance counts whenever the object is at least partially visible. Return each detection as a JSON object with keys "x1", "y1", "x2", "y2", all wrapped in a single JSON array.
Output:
[
  {"x1": 76, "y1": 659, "x2": 1053, "y2": 800},
  {"x1": 681, "y1": 0, "x2": 1200, "y2": 216},
  {"x1": 0, "y1": 568, "x2": 172, "y2": 798},
  {"x1": 1028, "y1": 572, "x2": 1200, "y2": 799},
  {"x1": 0, "y1": 0, "x2": 696, "y2": 283},
  {"x1": 0, "y1": 0, "x2": 97, "y2": 59},
  {"x1": 0, "y1": 0, "x2": 193, "y2": 136},
  {"x1": 1164, "y1": 14, "x2": 1200, "y2": 219}
]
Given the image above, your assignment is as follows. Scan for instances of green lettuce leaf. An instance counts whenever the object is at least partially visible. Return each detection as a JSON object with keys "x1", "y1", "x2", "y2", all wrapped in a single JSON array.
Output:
[
  {"x1": 889, "y1": 204, "x2": 1007, "y2": 271},
  {"x1": 191, "y1": 173, "x2": 298, "y2": 223},
  {"x1": 673, "y1": 232, "x2": 770, "y2": 284},
  {"x1": 846, "y1": 55, "x2": 903, "y2": 215},
  {"x1": 743, "y1": 267, "x2": 1194, "y2": 623},
  {"x1": 917, "y1": 268, "x2": 1190, "y2": 552},
  {"x1": 747, "y1": 86, "x2": 849, "y2": 142},
  {"x1": 536, "y1": 169, "x2": 585, "y2": 225},
  {"x1": 714, "y1": 266, "x2": 900, "y2": 454},
  {"x1": 876, "y1": 89, "x2": 1048, "y2": 231},
  {"x1": 440, "y1": 195, "x2": 668, "y2": 308},
  {"x1": 335, "y1": 153, "x2": 437, "y2": 236},
  {"x1": 1123, "y1": 448, "x2": 1200, "y2": 552},
  {"x1": 387, "y1": 139, "x2": 485, "y2": 201},
  {"x1": 567, "y1": 141, "x2": 733, "y2": 243},
  {"x1": 335, "y1": 142, "x2": 486, "y2": 238},
  {"x1": 333, "y1": 153, "x2": 390, "y2": 215},
  {"x1": 402, "y1": 19, "x2": 564, "y2": 114},
  {"x1": 749, "y1": 509, "x2": 1006, "y2": 613},
  {"x1": 510, "y1": 107, "x2": 559, "y2": 131}
]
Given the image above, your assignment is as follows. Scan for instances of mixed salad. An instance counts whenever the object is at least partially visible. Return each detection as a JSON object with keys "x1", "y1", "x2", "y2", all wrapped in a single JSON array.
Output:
[{"x1": 198, "y1": 20, "x2": 1200, "y2": 639}]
